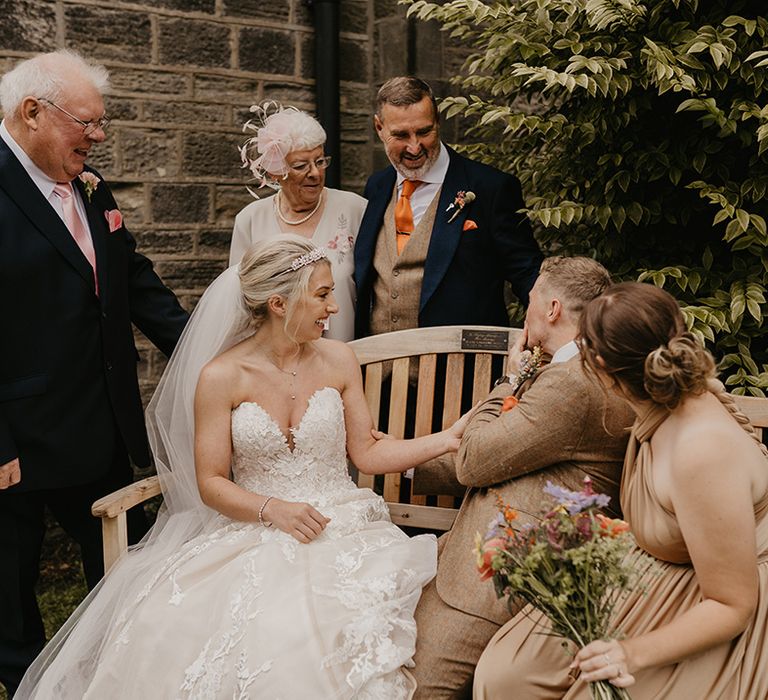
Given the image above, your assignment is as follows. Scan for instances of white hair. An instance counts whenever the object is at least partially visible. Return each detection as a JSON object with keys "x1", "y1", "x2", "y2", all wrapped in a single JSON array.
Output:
[
  {"x1": 263, "y1": 107, "x2": 327, "y2": 153},
  {"x1": 240, "y1": 102, "x2": 326, "y2": 187},
  {"x1": 0, "y1": 49, "x2": 109, "y2": 117}
]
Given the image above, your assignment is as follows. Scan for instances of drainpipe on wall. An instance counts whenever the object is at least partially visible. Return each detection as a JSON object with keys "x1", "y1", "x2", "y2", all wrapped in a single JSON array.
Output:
[{"x1": 306, "y1": 0, "x2": 341, "y2": 188}]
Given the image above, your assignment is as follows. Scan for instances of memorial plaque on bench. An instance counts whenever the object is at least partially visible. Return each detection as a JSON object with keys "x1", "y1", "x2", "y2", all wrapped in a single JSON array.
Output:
[{"x1": 461, "y1": 329, "x2": 509, "y2": 352}]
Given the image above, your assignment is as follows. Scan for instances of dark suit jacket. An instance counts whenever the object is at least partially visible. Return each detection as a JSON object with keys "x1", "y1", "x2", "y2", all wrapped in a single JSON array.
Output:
[
  {"x1": 354, "y1": 146, "x2": 542, "y2": 337},
  {"x1": 0, "y1": 139, "x2": 188, "y2": 491}
]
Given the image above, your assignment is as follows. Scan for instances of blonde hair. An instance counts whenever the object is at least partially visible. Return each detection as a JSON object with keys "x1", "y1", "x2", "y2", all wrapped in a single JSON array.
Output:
[
  {"x1": 538, "y1": 256, "x2": 612, "y2": 320},
  {"x1": 237, "y1": 235, "x2": 329, "y2": 341},
  {"x1": 644, "y1": 334, "x2": 716, "y2": 408}
]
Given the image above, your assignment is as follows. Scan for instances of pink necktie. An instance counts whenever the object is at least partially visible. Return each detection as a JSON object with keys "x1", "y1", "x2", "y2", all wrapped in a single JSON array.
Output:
[{"x1": 53, "y1": 182, "x2": 98, "y2": 292}]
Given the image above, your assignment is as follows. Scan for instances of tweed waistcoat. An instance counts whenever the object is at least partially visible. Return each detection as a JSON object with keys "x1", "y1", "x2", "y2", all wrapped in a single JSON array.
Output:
[{"x1": 369, "y1": 184, "x2": 441, "y2": 336}]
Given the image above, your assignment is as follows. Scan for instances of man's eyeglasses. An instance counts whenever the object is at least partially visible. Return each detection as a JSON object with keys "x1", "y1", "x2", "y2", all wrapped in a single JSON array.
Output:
[
  {"x1": 287, "y1": 156, "x2": 332, "y2": 175},
  {"x1": 38, "y1": 98, "x2": 110, "y2": 136}
]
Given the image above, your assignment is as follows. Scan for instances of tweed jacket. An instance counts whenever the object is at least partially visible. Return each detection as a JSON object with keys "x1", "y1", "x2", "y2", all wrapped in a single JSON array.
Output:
[{"x1": 414, "y1": 356, "x2": 635, "y2": 624}]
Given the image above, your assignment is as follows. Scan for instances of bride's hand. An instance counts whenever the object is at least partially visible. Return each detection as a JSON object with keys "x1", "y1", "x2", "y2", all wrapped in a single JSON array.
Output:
[
  {"x1": 263, "y1": 499, "x2": 331, "y2": 544},
  {"x1": 445, "y1": 403, "x2": 479, "y2": 452}
]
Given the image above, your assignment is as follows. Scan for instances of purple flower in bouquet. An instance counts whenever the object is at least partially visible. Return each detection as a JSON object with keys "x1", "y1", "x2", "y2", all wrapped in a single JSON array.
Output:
[{"x1": 544, "y1": 478, "x2": 611, "y2": 515}]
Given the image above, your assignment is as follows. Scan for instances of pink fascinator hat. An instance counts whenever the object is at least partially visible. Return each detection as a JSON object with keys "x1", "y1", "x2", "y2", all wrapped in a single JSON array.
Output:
[{"x1": 240, "y1": 101, "x2": 326, "y2": 193}]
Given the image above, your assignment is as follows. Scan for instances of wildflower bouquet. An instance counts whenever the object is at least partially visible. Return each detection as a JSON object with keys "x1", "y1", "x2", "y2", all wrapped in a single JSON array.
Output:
[{"x1": 476, "y1": 479, "x2": 651, "y2": 700}]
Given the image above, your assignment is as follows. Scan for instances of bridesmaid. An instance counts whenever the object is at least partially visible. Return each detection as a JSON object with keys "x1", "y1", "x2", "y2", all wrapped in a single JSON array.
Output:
[{"x1": 473, "y1": 282, "x2": 768, "y2": 699}]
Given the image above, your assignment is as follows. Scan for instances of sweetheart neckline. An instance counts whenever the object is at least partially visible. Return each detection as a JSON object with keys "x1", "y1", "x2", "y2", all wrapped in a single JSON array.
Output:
[{"x1": 232, "y1": 386, "x2": 342, "y2": 453}]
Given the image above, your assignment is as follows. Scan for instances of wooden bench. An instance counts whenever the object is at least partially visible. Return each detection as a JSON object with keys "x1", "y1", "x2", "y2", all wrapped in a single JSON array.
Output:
[
  {"x1": 92, "y1": 325, "x2": 521, "y2": 573},
  {"x1": 736, "y1": 395, "x2": 768, "y2": 439},
  {"x1": 93, "y1": 327, "x2": 768, "y2": 573}
]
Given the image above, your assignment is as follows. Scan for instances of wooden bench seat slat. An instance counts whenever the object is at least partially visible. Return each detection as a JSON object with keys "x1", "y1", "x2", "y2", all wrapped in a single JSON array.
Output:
[
  {"x1": 383, "y1": 358, "x2": 411, "y2": 503},
  {"x1": 388, "y1": 503, "x2": 458, "y2": 531},
  {"x1": 442, "y1": 353, "x2": 464, "y2": 427},
  {"x1": 357, "y1": 362, "x2": 383, "y2": 491}
]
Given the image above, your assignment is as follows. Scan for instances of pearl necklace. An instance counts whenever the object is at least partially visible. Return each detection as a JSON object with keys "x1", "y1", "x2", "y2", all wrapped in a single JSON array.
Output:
[{"x1": 274, "y1": 189, "x2": 324, "y2": 226}]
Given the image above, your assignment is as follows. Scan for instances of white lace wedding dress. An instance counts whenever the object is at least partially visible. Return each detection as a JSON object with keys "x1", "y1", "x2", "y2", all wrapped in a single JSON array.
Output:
[{"x1": 74, "y1": 387, "x2": 435, "y2": 699}]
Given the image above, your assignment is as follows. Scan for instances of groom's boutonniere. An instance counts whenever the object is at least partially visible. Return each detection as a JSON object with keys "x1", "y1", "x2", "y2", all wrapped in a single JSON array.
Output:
[
  {"x1": 78, "y1": 172, "x2": 100, "y2": 202},
  {"x1": 445, "y1": 190, "x2": 476, "y2": 223},
  {"x1": 500, "y1": 345, "x2": 545, "y2": 413}
]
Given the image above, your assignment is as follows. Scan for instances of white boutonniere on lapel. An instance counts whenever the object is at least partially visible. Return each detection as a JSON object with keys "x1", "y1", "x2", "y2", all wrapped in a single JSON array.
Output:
[
  {"x1": 445, "y1": 190, "x2": 476, "y2": 223},
  {"x1": 78, "y1": 172, "x2": 100, "y2": 202}
]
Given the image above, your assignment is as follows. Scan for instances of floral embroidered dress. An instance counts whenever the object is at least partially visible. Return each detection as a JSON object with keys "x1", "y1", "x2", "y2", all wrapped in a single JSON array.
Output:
[
  {"x1": 229, "y1": 188, "x2": 366, "y2": 341},
  {"x1": 35, "y1": 388, "x2": 435, "y2": 699}
]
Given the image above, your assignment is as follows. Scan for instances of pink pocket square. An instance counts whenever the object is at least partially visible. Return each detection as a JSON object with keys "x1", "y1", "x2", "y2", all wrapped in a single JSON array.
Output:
[
  {"x1": 105, "y1": 209, "x2": 123, "y2": 233},
  {"x1": 463, "y1": 219, "x2": 478, "y2": 232}
]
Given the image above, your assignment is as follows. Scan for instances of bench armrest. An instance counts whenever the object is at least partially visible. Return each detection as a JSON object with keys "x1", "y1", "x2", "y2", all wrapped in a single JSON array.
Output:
[{"x1": 91, "y1": 475, "x2": 161, "y2": 519}]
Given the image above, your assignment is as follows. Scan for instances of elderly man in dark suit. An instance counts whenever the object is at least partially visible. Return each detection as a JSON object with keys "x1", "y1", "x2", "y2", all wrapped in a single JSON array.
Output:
[
  {"x1": 0, "y1": 50, "x2": 188, "y2": 695},
  {"x1": 354, "y1": 77, "x2": 542, "y2": 338},
  {"x1": 410, "y1": 257, "x2": 635, "y2": 699}
]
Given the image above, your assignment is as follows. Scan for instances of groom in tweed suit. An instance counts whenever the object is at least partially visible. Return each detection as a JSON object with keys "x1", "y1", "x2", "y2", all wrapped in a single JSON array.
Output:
[{"x1": 410, "y1": 257, "x2": 635, "y2": 699}]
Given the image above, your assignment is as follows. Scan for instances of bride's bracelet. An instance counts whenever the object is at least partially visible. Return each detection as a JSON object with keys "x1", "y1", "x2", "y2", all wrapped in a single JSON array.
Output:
[{"x1": 258, "y1": 496, "x2": 274, "y2": 528}]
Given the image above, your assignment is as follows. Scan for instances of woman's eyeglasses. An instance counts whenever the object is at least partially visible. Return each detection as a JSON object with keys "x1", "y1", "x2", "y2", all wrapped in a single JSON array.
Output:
[{"x1": 287, "y1": 156, "x2": 332, "y2": 175}]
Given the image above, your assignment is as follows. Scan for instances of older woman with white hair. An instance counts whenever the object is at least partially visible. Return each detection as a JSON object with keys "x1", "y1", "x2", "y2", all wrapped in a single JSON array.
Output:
[{"x1": 230, "y1": 103, "x2": 366, "y2": 341}]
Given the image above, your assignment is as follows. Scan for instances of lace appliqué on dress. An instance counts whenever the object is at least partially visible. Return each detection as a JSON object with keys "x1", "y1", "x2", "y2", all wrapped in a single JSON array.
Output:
[{"x1": 180, "y1": 556, "x2": 271, "y2": 699}]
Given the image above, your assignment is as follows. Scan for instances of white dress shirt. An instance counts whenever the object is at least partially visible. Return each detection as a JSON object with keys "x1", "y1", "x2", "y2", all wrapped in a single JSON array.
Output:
[
  {"x1": 551, "y1": 339, "x2": 580, "y2": 365},
  {"x1": 395, "y1": 142, "x2": 450, "y2": 227}
]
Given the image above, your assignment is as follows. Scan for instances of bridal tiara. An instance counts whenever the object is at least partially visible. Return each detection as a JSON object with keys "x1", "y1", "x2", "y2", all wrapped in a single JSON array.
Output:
[{"x1": 274, "y1": 247, "x2": 328, "y2": 277}]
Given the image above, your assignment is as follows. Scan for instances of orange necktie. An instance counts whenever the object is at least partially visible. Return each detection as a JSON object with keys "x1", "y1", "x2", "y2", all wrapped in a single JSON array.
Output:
[
  {"x1": 54, "y1": 182, "x2": 98, "y2": 293},
  {"x1": 395, "y1": 179, "x2": 420, "y2": 255}
]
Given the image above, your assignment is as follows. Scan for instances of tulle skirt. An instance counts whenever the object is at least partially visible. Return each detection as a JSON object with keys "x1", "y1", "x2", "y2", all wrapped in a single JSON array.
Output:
[{"x1": 19, "y1": 497, "x2": 436, "y2": 699}]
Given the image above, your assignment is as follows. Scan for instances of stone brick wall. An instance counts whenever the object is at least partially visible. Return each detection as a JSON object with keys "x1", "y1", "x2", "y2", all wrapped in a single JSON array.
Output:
[{"x1": 1, "y1": 0, "x2": 467, "y2": 400}]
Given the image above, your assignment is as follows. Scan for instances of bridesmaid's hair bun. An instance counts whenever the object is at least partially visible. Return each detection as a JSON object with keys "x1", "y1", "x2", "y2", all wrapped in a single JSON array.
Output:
[
  {"x1": 580, "y1": 282, "x2": 718, "y2": 407},
  {"x1": 644, "y1": 333, "x2": 715, "y2": 409}
]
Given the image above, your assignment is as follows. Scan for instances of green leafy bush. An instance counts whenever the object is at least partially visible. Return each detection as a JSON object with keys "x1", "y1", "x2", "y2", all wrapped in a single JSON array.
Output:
[{"x1": 406, "y1": 0, "x2": 767, "y2": 394}]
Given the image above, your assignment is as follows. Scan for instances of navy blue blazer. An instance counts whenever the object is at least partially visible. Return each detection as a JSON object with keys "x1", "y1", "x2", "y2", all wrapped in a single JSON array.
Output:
[
  {"x1": 354, "y1": 147, "x2": 542, "y2": 338},
  {"x1": 0, "y1": 139, "x2": 188, "y2": 491}
]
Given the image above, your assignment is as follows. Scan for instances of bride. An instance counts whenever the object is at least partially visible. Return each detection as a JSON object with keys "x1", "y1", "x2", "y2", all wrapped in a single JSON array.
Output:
[{"x1": 18, "y1": 235, "x2": 467, "y2": 699}]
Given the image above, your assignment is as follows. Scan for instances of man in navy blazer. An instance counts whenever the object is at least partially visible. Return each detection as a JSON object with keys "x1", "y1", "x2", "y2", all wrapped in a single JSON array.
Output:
[
  {"x1": 0, "y1": 51, "x2": 188, "y2": 695},
  {"x1": 354, "y1": 77, "x2": 542, "y2": 338}
]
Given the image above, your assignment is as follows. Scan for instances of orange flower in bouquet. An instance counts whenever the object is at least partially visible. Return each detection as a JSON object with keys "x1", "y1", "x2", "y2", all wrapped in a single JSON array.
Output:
[{"x1": 475, "y1": 479, "x2": 656, "y2": 700}]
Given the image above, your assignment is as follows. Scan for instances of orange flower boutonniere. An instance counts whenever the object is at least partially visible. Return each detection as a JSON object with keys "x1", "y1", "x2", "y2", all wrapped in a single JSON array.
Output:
[{"x1": 501, "y1": 396, "x2": 519, "y2": 413}]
